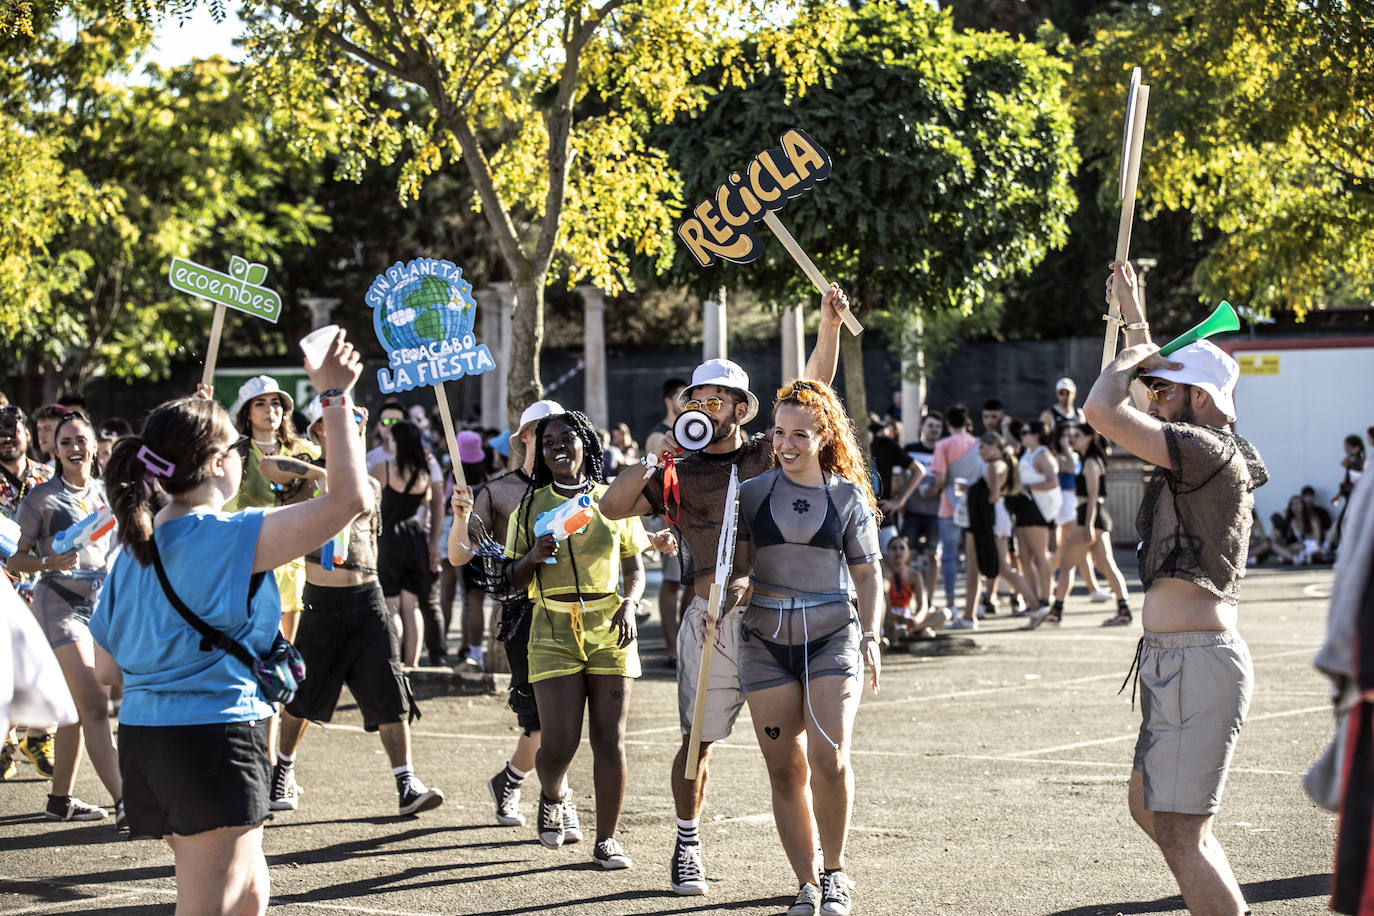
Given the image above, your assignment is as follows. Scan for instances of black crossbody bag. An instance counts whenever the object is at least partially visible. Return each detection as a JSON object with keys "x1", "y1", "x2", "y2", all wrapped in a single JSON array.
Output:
[{"x1": 148, "y1": 536, "x2": 306, "y2": 704}]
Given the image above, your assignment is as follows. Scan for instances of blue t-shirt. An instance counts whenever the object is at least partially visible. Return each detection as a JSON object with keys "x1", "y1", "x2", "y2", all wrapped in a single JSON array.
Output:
[{"x1": 89, "y1": 509, "x2": 280, "y2": 726}]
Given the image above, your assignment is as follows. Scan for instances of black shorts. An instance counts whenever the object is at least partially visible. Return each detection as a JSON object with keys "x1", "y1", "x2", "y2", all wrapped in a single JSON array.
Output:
[
  {"x1": 119, "y1": 719, "x2": 270, "y2": 837},
  {"x1": 1076, "y1": 500, "x2": 1113, "y2": 533},
  {"x1": 285, "y1": 582, "x2": 416, "y2": 730},
  {"x1": 378, "y1": 518, "x2": 436, "y2": 598},
  {"x1": 500, "y1": 597, "x2": 540, "y2": 735},
  {"x1": 461, "y1": 563, "x2": 484, "y2": 591},
  {"x1": 1007, "y1": 493, "x2": 1051, "y2": 528}
]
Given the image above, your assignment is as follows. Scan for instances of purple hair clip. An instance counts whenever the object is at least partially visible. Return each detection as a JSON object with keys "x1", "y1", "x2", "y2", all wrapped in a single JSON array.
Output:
[{"x1": 137, "y1": 445, "x2": 175, "y2": 480}]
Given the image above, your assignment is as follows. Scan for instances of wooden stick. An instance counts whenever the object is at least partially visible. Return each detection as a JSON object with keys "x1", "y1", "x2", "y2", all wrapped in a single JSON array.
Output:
[
  {"x1": 1102, "y1": 84, "x2": 1150, "y2": 370},
  {"x1": 683, "y1": 582, "x2": 722, "y2": 776},
  {"x1": 201, "y1": 303, "x2": 226, "y2": 388},
  {"x1": 762, "y1": 209, "x2": 863, "y2": 337},
  {"x1": 433, "y1": 381, "x2": 466, "y2": 487}
]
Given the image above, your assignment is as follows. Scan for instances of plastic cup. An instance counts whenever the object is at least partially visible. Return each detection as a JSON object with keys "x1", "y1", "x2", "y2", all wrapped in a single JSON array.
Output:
[{"x1": 300, "y1": 324, "x2": 341, "y2": 369}]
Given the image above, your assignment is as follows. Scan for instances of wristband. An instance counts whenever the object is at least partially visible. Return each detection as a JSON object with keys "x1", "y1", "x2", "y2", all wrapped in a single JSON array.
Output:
[
  {"x1": 1124, "y1": 321, "x2": 1149, "y2": 331},
  {"x1": 860, "y1": 631, "x2": 878, "y2": 642},
  {"x1": 319, "y1": 389, "x2": 352, "y2": 409}
]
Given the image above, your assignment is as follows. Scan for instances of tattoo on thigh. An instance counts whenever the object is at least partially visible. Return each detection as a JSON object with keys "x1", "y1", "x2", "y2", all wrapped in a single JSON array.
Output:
[
  {"x1": 765, "y1": 726, "x2": 781, "y2": 740},
  {"x1": 610, "y1": 689, "x2": 624, "y2": 701}
]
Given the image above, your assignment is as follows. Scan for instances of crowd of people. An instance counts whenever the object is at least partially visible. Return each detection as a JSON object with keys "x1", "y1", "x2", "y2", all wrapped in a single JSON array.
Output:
[{"x1": 0, "y1": 265, "x2": 1366, "y2": 916}]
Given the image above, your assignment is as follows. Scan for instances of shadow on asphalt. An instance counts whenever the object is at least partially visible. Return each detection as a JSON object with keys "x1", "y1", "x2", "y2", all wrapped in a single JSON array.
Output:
[
  {"x1": 1045, "y1": 871, "x2": 1331, "y2": 915},
  {"x1": 0, "y1": 815, "x2": 132, "y2": 852}
]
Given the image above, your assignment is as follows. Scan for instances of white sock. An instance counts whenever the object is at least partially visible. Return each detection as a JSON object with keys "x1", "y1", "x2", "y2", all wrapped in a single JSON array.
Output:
[
  {"x1": 277, "y1": 752, "x2": 296, "y2": 767},
  {"x1": 506, "y1": 761, "x2": 529, "y2": 781},
  {"x1": 392, "y1": 764, "x2": 413, "y2": 778},
  {"x1": 676, "y1": 816, "x2": 700, "y2": 844}
]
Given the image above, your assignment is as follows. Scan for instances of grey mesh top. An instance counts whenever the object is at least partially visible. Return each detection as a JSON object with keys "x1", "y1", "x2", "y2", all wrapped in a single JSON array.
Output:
[
  {"x1": 737, "y1": 468, "x2": 880, "y2": 643},
  {"x1": 1136, "y1": 423, "x2": 1268, "y2": 605},
  {"x1": 17, "y1": 476, "x2": 112, "y2": 619}
]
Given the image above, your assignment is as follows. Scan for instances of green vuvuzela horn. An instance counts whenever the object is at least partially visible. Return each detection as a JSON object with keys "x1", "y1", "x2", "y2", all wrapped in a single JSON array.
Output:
[{"x1": 1159, "y1": 301, "x2": 1240, "y2": 356}]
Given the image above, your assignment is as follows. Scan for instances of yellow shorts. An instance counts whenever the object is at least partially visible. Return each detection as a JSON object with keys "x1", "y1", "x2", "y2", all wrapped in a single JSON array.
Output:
[
  {"x1": 528, "y1": 593, "x2": 641, "y2": 683},
  {"x1": 275, "y1": 558, "x2": 306, "y2": 615}
]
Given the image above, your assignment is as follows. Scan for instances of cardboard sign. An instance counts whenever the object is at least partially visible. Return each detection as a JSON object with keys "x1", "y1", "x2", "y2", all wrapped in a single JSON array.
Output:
[
  {"x1": 677, "y1": 128, "x2": 832, "y2": 267},
  {"x1": 168, "y1": 255, "x2": 282, "y2": 323},
  {"x1": 366, "y1": 258, "x2": 497, "y2": 394}
]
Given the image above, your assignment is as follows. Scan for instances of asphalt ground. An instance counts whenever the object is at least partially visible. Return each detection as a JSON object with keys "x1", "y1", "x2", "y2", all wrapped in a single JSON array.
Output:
[{"x1": 0, "y1": 556, "x2": 1341, "y2": 915}]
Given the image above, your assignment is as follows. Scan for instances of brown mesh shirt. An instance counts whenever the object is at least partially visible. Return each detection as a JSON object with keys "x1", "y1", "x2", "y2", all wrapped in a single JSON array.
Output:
[
  {"x1": 1135, "y1": 423, "x2": 1268, "y2": 605},
  {"x1": 642, "y1": 435, "x2": 774, "y2": 583}
]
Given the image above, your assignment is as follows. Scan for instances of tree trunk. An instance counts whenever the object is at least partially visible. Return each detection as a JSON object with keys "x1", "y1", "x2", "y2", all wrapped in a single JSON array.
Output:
[
  {"x1": 840, "y1": 328, "x2": 869, "y2": 462},
  {"x1": 506, "y1": 272, "x2": 545, "y2": 432}
]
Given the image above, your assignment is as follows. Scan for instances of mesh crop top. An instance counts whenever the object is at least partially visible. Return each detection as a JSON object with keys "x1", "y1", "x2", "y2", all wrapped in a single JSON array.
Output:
[
  {"x1": 736, "y1": 468, "x2": 880, "y2": 599},
  {"x1": 1136, "y1": 423, "x2": 1268, "y2": 605}
]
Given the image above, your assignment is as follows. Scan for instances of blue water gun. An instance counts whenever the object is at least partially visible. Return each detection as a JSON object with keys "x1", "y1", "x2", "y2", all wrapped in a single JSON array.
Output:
[
  {"x1": 51, "y1": 506, "x2": 115, "y2": 555},
  {"x1": 533, "y1": 495, "x2": 594, "y2": 564},
  {"x1": 0, "y1": 515, "x2": 20, "y2": 558}
]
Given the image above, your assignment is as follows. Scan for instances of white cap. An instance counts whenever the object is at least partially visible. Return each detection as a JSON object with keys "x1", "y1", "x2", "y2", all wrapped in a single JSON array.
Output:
[
  {"x1": 1145, "y1": 340, "x2": 1240, "y2": 422},
  {"x1": 517, "y1": 399, "x2": 565, "y2": 435},
  {"x1": 679, "y1": 358, "x2": 759, "y2": 422},
  {"x1": 230, "y1": 375, "x2": 294, "y2": 417},
  {"x1": 1054, "y1": 377, "x2": 1076, "y2": 394}
]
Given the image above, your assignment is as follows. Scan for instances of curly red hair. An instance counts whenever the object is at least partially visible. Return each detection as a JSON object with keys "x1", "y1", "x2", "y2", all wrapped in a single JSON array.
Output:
[{"x1": 772, "y1": 378, "x2": 878, "y2": 517}]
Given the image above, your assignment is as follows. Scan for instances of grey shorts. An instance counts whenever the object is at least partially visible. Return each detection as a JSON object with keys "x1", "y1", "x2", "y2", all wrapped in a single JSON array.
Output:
[
  {"x1": 661, "y1": 551, "x2": 681, "y2": 582},
  {"x1": 739, "y1": 599, "x2": 860, "y2": 693},
  {"x1": 677, "y1": 595, "x2": 745, "y2": 742},
  {"x1": 1133, "y1": 630, "x2": 1252, "y2": 815}
]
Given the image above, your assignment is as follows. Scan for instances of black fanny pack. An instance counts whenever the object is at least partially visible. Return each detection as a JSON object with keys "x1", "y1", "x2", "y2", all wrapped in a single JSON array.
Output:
[{"x1": 150, "y1": 537, "x2": 306, "y2": 704}]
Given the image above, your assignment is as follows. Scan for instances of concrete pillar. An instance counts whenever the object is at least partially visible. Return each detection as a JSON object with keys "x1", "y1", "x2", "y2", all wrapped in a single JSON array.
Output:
[
  {"x1": 901, "y1": 314, "x2": 926, "y2": 433},
  {"x1": 781, "y1": 304, "x2": 804, "y2": 382},
  {"x1": 300, "y1": 297, "x2": 340, "y2": 330},
  {"x1": 703, "y1": 286, "x2": 727, "y2": 362},
  {"x1": 576, "y1": 284, "x2": 608, "y2": 430},
  {"x1": 476, "y1": 287, "x2": 502, "y2": 429}
]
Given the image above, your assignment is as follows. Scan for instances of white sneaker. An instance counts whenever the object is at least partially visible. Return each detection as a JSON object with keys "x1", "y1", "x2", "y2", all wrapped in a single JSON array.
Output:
[
  {"x1": 1024, "y1": 606, "x2": 1052, "y2": 630},
  {"x1": 819, "y1": 870, "x2": 854, "y2": 915},
  {"x1": 1089, "y1": 588, "x2": 1113, "y2": 603},
  {"x1": 787, "y1": 882, "x2": 821, "y2": 916},
  {"x1": 945, "y1": 616, "x2": 978, "y2": 630}
]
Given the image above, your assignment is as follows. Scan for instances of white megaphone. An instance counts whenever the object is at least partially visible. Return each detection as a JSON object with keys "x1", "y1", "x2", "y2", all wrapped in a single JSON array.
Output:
[{"x1": 673, "y1": 409, "x2": 715, "y2": 452}]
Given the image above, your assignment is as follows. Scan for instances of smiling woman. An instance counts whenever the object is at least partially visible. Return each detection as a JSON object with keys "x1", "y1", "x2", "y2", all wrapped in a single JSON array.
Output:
[
  {"x1": 504, "y1": 409, "x2": 651, "y2": 870},
  {"x1": 722, "y1": 377, "x2": 883, "y2": 916},
  {"x1": 6, "y1": 410, "x2": 124, "y2": 825}
]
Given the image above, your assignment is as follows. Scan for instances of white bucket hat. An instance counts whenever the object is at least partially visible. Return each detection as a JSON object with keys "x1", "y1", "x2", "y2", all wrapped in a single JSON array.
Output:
[
  {"x1": 230, "y1": 375, "x2": 294, "y2": 417},
  {"x1": 516, "y1": 399, "x2": 565, "y2": 436},
  {"x1": 1145, "y1": 340, "x2": 1240, "y2": 422},
  {"x1": 679, "y1": 358, "x2": 759, "y2": 423}
]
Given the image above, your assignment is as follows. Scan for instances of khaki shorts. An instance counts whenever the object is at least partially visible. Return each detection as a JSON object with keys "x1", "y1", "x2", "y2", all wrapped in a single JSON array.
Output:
[
  {"x1": 1133, "y1": 630, "x2": 1252, "y2": 815},
  {"x1": 677, "y1": 595, "x2": 745, "y2": 742},
  {"x1": 528, "y1": 593, "x2": 641, "y2": 683}
]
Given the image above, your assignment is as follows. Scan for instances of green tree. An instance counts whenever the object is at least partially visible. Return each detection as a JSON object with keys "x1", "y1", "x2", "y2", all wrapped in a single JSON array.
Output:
[
  {"x1": 233, "y1": 0, "x2": 844, "y2": 429},
  {"x1": 648, "y1": 1, "x2": 1078, "y2": 423},
  {"x1": 0, "y1": 6, "x2": 331, "y2": 394},
  {"x1": 1073, "y1": 0, "x2": 1374, "y2": 316}
]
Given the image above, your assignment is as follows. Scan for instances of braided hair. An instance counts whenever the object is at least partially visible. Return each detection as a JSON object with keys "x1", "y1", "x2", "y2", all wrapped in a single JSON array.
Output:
[{"x1": 511, "y1": 410, "x2": 604, "y2": 621}]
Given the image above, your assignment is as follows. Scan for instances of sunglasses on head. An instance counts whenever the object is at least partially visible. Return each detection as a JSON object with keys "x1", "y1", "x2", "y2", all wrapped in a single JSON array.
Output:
[
  {"x1": 776, "y1": 381, "x2": 821, "y2": 402},
  {"x1": 683, "y1": 397, "x2": 731, "y2": 414}
]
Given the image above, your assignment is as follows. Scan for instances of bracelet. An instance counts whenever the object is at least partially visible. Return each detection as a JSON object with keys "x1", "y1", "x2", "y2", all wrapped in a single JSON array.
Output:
[
  {"x1": 1124, "y1": 321, "x2": 1149, "y2": 331},
  {"x1": 39, "y1": 556, "x2": 48, "y2": 571},
  {"x1": 860, "y1": 631, "x2": 878, "y2": 642}
]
